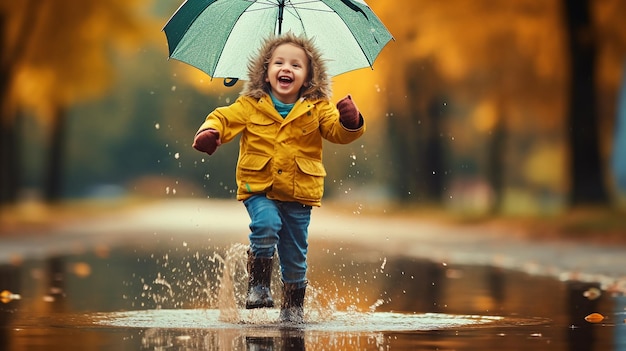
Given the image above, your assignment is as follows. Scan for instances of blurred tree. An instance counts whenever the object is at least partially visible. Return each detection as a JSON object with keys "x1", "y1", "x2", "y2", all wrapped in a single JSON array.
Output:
[
  {"x1": 563, "y1": 0, "x2": 607, "y2": 205},
  {"x1": 375, "y1": 0, "x2": 626, "y2": 211},
  {"x1": 1, "y1": 0, "x2": 156, "y2": 203},
  {"x1": 379, "y1": 0, "x2": 566, "y2": 209},
  {"x1": 0, "y1": 0, "x2": 41, "y2": 204},
  {"x1": 387, "y1": 58, "x2": 447, "y2": 203}
]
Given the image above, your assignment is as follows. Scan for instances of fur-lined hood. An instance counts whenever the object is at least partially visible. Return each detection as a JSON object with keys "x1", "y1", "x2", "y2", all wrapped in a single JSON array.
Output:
[{"x1": 241, "y1": 33, "x2": 332, "y2": 101}]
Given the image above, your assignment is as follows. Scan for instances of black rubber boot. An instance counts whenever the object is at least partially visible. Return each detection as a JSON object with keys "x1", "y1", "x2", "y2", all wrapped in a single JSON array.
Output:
[
  {"x1": 279, "y1": 282, "x2": 306, "y2": 323},
  {"x1": 245, "y1": 251, "x2": 274, "y2": 309}
]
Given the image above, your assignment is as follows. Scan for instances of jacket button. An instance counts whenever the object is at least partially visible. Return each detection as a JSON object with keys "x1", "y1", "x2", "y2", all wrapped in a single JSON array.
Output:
[{"x1": 277, "y1": 169, "x2": 283, "y2": 174}]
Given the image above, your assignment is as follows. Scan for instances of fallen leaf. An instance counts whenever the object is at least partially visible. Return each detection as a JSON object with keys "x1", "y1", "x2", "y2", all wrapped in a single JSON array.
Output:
[
  {"x1": 584, "y1": 313, "x2": 605, "y2": 323},
  {"x1": 1, "y1": 290, "x2": 21, "y2": 303},
  {"x1": 0, "y1": 290, "x2": 11, "y2": 304}
]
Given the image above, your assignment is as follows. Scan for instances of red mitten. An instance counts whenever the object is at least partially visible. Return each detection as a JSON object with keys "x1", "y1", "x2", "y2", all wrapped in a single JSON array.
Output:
[
  {"x1": 193, "y1": 129, "x2": 221, "y2": 155},
  {"x1": 337, "y1": 95, "x2": 361, "y2": 129}
]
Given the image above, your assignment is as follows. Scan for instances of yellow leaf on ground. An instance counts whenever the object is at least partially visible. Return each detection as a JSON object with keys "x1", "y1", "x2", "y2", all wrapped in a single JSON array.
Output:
[{"x1": 584, "y1": 313, "x2": 605, "y2": 323}]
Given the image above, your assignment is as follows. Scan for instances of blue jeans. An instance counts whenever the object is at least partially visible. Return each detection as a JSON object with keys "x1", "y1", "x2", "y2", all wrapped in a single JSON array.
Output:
[{"x1": 243, "y1": 194, "x2": 311, "y2": 288}]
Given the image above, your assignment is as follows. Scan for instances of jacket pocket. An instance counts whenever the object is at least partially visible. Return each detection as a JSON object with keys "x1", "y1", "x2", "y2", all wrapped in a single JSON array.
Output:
[
  {"x1": 296, "y1": 118, "x2": 319, "y2": 136},
  {"x1": 248, "y1": 113, "x2": 278, "y2": 136},
  {"x1": 238, "y1": 153, "x2": 272, "y2": 193},
  {"x1": 294, "y1": 157, "x2": 326, "y2": 201}
]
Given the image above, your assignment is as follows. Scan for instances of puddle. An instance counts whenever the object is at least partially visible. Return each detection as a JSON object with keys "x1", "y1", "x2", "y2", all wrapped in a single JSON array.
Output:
[{"x1": 0, "y1": 238, "x2": 624, "y2": 350}]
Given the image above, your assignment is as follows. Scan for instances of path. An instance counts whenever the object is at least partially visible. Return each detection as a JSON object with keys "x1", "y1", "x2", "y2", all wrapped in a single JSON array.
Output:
[{"x1": 1, "y1": 199, "x2": 625, "y2": 292}]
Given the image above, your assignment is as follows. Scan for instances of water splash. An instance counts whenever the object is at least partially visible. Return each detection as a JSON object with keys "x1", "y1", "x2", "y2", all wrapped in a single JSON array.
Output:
[
  {"x1": 215, "y1": 243, "x2": 247, "y2": 322},
  {"x1": 96, "y1": 308, "x2": 507, "y2": 331},
  {"x1": 139, "y1": 243, "x2": 394, "y2": 324}
]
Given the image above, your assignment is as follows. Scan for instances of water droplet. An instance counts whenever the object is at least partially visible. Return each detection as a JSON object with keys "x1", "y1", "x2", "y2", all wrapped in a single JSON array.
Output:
[{"x1": 369, "y1": 299, "x2": 385, "y2": 312}]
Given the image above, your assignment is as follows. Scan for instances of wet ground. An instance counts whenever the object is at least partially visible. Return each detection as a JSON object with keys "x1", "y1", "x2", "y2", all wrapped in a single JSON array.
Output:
[{"x1": 1, "y1": 199, "x2": 625, "y2": 350}]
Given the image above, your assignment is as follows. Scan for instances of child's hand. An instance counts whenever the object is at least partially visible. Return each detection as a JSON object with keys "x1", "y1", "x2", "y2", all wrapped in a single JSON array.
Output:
[
  {"x1": 337, "y1": 95, "x2": 361, "y2": 129},
  {"x1": 193, "y1": 129, "x2": 221, "y2": 155}
]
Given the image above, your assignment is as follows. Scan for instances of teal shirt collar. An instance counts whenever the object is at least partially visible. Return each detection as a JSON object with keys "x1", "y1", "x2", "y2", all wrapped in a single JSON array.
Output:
[{"x1": 269, "y1": 92, "x2": 295, "y2": 118}]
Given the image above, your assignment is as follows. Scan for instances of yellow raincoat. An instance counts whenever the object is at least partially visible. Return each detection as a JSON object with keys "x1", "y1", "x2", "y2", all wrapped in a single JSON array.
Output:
[{"x1": 197, "y1": 94, "x2": 365, "y2": 206}]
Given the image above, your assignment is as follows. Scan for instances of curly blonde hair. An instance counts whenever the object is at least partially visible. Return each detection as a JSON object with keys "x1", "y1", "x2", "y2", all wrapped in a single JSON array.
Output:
[{"x1": 241, "y1": 32, "x2": 332, "y2": 101}]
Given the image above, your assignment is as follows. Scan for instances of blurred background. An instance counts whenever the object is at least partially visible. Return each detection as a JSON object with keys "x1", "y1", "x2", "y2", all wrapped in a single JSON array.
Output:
[{"x1": 1, "y1": 0, "x2": 626, "y2": 221}]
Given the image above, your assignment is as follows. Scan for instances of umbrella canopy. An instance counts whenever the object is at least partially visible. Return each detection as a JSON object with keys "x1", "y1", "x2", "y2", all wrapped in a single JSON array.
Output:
[{"x1": 164, "y1": 0, "x2": 393, "y2": 82}]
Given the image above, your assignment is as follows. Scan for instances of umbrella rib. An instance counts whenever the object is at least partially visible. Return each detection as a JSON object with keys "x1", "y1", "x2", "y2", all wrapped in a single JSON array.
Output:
[
  {"x1": 286, "y1": 0, "x2": 335, "y2": 13},
  {"x1": 282, "y1": 0, "x2": 335, "y2": 37},
  {"x1": 283, "y1": 1, "x2": 306, "y2": 35},
  {"x1": 211, "y1": 0, "x2": 259, "y2": 79},
  {"x1": 245, "y1": 6, "x2": 334, "y2": 13},
  {"x1": 243, "y1": 0, "x2": 335, "y2": 13},
  {"x1": 287, "y1": 0, "x2": 335, "y2": 11},
  {"x1": 243, "y1": 0, "x2": 277, "y2": 11},
  {"x1": 243, "y1": 0, "x2": 275, "y2": 4},
  {"x1": 320, "y1": 0, "x2": 376, "y2": 68}
]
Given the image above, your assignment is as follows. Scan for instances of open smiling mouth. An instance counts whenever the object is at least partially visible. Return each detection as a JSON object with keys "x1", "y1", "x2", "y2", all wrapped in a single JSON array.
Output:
[{"x1": 278, "y1": 76, "x2": 293, "y2": 85}]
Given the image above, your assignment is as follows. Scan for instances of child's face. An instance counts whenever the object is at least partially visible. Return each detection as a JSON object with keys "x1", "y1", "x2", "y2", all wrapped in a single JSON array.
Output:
[{"x1": 265, "y1": 43, "x2": 309, "y2": 104}]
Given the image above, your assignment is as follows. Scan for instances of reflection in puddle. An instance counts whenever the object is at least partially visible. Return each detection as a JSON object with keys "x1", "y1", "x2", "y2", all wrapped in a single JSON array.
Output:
[{"x1": 90, "y1": 309, "x2": 542, "y2": 351}]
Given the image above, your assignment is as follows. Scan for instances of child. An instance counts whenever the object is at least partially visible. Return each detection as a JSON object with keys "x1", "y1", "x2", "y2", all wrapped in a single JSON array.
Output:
[{"x1": 192, "y1": 33, "x2": 365, "y2": 323}]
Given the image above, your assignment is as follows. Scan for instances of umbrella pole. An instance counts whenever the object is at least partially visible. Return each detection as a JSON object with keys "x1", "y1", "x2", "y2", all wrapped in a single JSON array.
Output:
[{"x1": 278, "y1": 0, "x2": 285, "y2": 35}]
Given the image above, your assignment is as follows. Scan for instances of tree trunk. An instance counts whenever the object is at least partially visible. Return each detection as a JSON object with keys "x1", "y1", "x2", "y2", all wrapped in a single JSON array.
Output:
[
  {"x1": 44, "y1": 105, "x2": 67, "y2": 203},
  {"x1": 0, "y1": 12, "x2": 18, "y2": 204},
  {"x1": 0, "y1": 0, "x2": 43, "y2": 204},
  {"x1": 387, "y1": 111, "x2": 416, "y2": 202},
  {"x1": 425, "y1": 95, "x2": 447, "y2": 201},
  {"x1": 487, "y1": 117, "x2": 505, "y2": 212},
  {"x1": 0, "y1": 117, "x2": 19, "y2": 204},
  {"x1": 563, "y1": 0, "x2": 608, "y2": 205},
  {"x1": 390, "y1": 60, "x2": 447, "y2": 204}
]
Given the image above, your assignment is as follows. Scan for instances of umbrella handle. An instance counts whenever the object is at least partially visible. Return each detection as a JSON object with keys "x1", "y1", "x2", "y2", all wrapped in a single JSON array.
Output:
[{"x1": 224, "y1": 78, "x2": 238, "y2": 87}]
